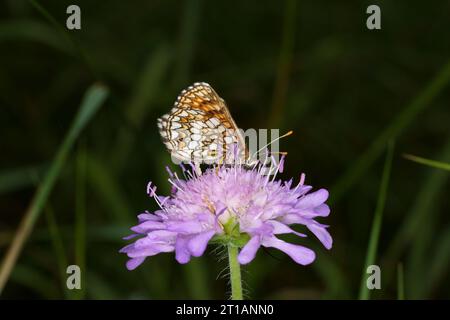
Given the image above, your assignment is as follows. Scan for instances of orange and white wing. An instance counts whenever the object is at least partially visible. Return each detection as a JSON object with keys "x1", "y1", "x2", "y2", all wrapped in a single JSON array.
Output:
[{"x1": 157, "y1": 82, "x2": 246, "y2": 164}]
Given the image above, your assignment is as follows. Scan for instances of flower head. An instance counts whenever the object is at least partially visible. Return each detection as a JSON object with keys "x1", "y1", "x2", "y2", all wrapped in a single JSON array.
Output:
[{"x1": 120, "y1": 157, "x2": 332, "y2": 270}]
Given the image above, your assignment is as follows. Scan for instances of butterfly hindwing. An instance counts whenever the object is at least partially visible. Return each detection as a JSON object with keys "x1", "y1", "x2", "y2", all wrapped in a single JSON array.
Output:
[{"x1": 158, "y1": 82, "x2": 247, "y2": 164}]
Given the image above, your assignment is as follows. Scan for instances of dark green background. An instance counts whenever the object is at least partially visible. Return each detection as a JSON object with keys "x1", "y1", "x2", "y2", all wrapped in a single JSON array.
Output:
[{"x1": 1, "y1": 0, "x2": 449, "y2": 299}]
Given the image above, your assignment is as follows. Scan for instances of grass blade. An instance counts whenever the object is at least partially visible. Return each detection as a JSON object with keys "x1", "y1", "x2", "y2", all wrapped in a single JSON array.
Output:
[
  {"x1": 423, "y1": 225, "x2": 450, "y2": 296},
  {"x1": 44, "y1": 204, "x2": 69, "y2": 297},
  {"x1": 74, "y1": 143, "x2": 87, "y2": 299},
  {"x1": 403, "y1": 154, "x2": 450, "y2": 171},
  {"x1": 113, "y1": 45, "x2": 171, "y2": 170},
  {"x1": 86, "y1": 153, "x2": 133, "y2": 225},
  {"x1": 10, "y1": 264, "x2": 59, "y2": 298},
  {"x1": 27, "y1": 0, "x2": 97, "y2": 77},
  {"x1": 0, "y1": 164, "x2": 46, "y2": 194},
  {"x1": 397, "y1": 263, "x2": 405, "y2": 300},
  {"x1": 313, "y1": 249, "x2": 351, "y2": 299},
  {"x1": 358, "y1": 141, "x2": 394, "y2": 299},
  {"x1": 0, "y1": 20, "x2": 72, "y2": 54},
  {"x1": 382, "y1": 137, "x2": 450, "y2": 288},
  {"x1": 0, "y1": 84, "x2": 109, "y2": 295},
  {"x1": 331, "y1": 60, "x2": 450, "y2": 203}
]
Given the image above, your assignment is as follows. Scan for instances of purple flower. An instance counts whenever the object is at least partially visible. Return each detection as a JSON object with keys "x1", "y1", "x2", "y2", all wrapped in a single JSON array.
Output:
[{"x1": 120, "y1": 157, "x2": 332, "y2": 270}]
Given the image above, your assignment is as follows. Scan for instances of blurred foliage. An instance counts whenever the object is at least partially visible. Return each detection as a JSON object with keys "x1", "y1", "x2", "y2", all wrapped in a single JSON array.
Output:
[{"x1": 0, "y1": 0, "x2": 449, "y2": 299}]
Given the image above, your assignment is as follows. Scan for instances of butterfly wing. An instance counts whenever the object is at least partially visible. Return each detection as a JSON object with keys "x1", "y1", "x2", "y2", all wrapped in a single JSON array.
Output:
[{"x1": 157, "y1": 82, "x2": 247, "y2": 164}]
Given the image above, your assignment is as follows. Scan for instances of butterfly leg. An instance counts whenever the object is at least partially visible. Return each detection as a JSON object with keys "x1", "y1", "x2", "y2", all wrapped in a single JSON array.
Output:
[{"x1": 194, "y1": 162, "x2": 202, "y2": 176}]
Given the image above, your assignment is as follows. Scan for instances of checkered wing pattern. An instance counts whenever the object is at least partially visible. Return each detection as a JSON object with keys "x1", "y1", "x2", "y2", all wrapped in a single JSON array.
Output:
[{"x1": 157, "y1": 82, "x2": 246, "y2": 164}]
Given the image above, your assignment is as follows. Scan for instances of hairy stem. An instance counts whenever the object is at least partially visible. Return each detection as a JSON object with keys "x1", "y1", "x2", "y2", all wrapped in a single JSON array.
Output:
[{"x1": 227, "y1": 244, "x2": 243, "y2": 300}]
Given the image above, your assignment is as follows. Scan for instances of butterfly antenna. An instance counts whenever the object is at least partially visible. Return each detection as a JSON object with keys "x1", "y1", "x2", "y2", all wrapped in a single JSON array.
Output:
[
  {"x1": 250, "y1": 130, "x2": 293, "y2": 160},
  {"x1": 269, "y1": 151, "x2": 288, "y2": 155}
]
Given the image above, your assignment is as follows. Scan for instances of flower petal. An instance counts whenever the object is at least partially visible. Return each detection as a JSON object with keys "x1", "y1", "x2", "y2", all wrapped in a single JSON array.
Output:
[
  {"x1": 121, "y1": 158, "x2": 332, "y2": 270},
  {"x1": 252, "y1": 190, "x2": 268, "y2": 207},
  {"x1": 267, "y1": 220, "x2": 307, "y2": 237},
  {"x1": 131, "y1": 220, "x2": 166, "y2": 233},
  {"x1": 238, "y1": 236, "x2": 261, "y2": 264},
  {"x1": 307, "y1": 222, "x2": 333, "y2": 249},
  {"x1": 123, "y1": 234, "x2": 139, "y2": 240},
  {"x1": 188, "y1": 230, "x2": 216, "y2": 257},
  {"x1": 175, "y1": 236, "x2": 191, "y2": 264},
  {"x1": 120, "y1": 243, "x2": 136, "y2": 253},
  {"x1": 314, "y1": 203, "x2": 330, "y2": 217},
  {"x1": 126, "y1": 257, "x2": 145, "y2": 270},
  {"x1": 262, "y1": 236, "x2": 316, "y2": 265},
  {"x1": 297, "y1": 189, "x2": 329, "y2": 208},
  {"x1": 137, "y1": 212, "x2": 161, "y2": 222},
  {"x1": 128, "y1": 242, "x2": 174, "y2": 258},
  {"x1": 166, "y1": 221, "x2": 203, "y2": 234}
]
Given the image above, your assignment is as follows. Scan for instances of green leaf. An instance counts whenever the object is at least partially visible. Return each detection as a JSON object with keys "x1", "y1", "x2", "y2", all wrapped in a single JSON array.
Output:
[
  {"x1": 358, "y1": 141, "x2": 394, "y2": 300},
  {"x1": 0, "y1": 84, "x2": 109, "y2": 295},
  {"x1": 403, "y1": 154, "x2": 450, "y2": 171},
  {"x1": 0, "y1": 20, "x2": 72, "y2": 54},
  {"x1": 332, "y1": 60, "x2": 450, "y2": 203},
  {"x1": 397, "y1": 263, "x2": 405, "y2": 300}
]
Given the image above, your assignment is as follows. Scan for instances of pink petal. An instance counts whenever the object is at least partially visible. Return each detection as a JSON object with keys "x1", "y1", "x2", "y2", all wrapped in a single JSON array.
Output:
[
  {"x1": 314, "y1": 203, "x2": 330, "y2": 217},
  {"x1": 262, "y1": 236, "x2": 316, "y2": 265},
  {"x1": 122, "y1": 234, "x2": 139, "y2": 240},
  {"x1": 307, "y1": 222, "x2": 333, "y2": 249},
  {"x1": 297, "y1": 189, "x2": 329, "y2": 208},
  {"x1": 175, "y1": 236, "x2": 191, "y2": 264},
  {"x1": 238, "y1": 236, "x2": 261, "y2": 264},
  {"x1": 188, "y1": 230, "x2": 216, "y2": 257},
  {"x1": 119, "y1": 243, "x2": 135, "y2": 253},
  {"x1": 166, "y1": 221, "x2": 203, "y2": 234},
  {"x1": 267, "y1": 220, "x2": 307, "y2": 237},
  {"x1": 131, "y1": 221, "x2": 165, "y2": 233},
  {"x1": 137, "y1": 212, "x2": 161, "y2": 222},
  {"x1": 126, "y1": 257, "x2": 145, "y2": 270},
  {"x1": 128, "y1": 243, "x2": 174, "y2": 258}
]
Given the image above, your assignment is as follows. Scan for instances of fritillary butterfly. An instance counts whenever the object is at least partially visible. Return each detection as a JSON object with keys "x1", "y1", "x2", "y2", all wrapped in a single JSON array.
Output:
[{"x1": 157, "y1": 82, "x2": 248, "y2": 165}]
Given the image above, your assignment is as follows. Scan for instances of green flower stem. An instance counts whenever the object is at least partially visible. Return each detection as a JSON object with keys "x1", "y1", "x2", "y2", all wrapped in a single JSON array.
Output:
[{"x1": 227, "y1": 244, "x2": 243, "y2": 300}]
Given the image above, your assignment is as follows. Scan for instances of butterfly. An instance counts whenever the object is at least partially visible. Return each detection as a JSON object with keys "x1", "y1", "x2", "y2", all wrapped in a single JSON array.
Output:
[{"x1": 157, "y1": 82, "x2": 249, "y2": 167}]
